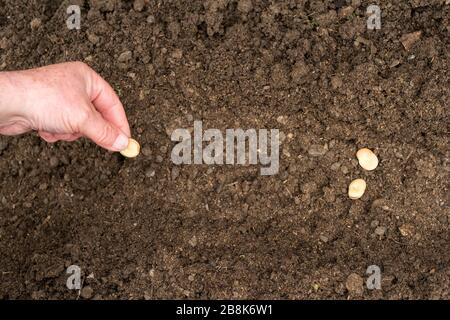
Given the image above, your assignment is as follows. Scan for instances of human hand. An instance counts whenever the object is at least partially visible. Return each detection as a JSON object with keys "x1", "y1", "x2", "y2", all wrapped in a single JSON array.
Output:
[{"x1": 0, "y1": 62, "x2": 131, "y2": 152}]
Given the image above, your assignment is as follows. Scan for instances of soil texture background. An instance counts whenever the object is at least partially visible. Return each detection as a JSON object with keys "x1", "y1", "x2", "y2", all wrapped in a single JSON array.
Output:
[{"x1": 0, "y1": 0, "x2": 449, "y2": 299}]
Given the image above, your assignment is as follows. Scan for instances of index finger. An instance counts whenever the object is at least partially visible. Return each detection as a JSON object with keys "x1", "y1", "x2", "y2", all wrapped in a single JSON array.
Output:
[{"x1": 87, "y1": 67, "x2": 131, "y2": 137}]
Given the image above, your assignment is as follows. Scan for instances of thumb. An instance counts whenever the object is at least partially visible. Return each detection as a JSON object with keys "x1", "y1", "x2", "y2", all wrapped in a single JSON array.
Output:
[{"x1": 81, "y1": 109, "x2": 130, "y2": 152}]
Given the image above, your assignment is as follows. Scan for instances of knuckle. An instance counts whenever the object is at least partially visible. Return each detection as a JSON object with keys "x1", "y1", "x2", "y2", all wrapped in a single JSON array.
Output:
[
  {"x1": 77, "y1": 108, "x2": 91, "y2": 126},
  {"x1": 72, "y1": 61, "x2": 88, "y2": 70},
  {"x1": 72, "y1": 61, "x2": 93, "y2": 78}
]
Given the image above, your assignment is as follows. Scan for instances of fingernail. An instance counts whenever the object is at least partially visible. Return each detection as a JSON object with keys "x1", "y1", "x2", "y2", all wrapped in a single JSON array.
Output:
[{"x1": 113, "y1": 134, "x2": 129, "y2": 151}]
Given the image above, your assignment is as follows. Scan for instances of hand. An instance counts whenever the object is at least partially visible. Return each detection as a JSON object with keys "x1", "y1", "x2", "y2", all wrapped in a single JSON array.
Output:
[{"x1": 0, "y1": 62, "x2": 131, "y2": 152}]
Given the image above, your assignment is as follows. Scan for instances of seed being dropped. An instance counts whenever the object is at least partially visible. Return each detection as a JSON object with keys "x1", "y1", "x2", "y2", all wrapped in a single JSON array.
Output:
[
  {"x1": 120, "y1": 138, "x2": 140, "y2": 158},
  {"x1": 348, "y1": 178, "x2": 366, "y2": 200},
  {"x1": 356, "y1": 148, "x2": 378, "y2": 171}
]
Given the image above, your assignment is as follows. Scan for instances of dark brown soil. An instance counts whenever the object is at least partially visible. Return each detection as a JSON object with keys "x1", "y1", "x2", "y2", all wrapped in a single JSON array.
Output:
[{"x1": 0, "y1": 0, "x2": 449, "y2": 299}]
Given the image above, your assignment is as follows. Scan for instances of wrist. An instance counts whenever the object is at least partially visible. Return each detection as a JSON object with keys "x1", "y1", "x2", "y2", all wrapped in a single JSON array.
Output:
[{"x1": 0, "y1": 71, "x2": 29, "y2": 121}]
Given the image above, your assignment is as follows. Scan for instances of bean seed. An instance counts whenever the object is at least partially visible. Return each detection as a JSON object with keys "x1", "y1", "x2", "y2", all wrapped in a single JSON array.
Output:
[
  {"x1": 356, "y1": 148, "x2": 378, "y2": 171},
  {"x1": 348, "y1": 178, "x2": 366, "y2": 200},
  {"x1": 120, "y1": 138, "x2": 140, "y2": 158}
]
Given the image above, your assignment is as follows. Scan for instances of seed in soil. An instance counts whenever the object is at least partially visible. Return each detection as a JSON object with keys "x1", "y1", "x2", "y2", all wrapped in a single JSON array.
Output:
[
  {"x1": 120, "y1": 138, "x2": 140, "y2": 158},
  {"x1": 356, "y1": 148, "x2": 378, "y2": 171},
  {"x1": 348, "y1": 179, "x2": 366, "y2": 200}
]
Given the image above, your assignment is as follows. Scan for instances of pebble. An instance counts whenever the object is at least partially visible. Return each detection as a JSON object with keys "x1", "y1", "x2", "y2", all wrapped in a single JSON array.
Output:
[
  {"x1": 80, "y1": 286, "x2": 94, "y2": 299},
  {"x1": 0, "y1": 37, "x2": 8, "y2": 50},
  {"x1": 345, "y1": 273, "x2": 364, "y2": 295},
  {"x1": 39, "y1": 183, "x2": 48, "y2": 190},
  {"x1": 339, "y1": 6, "x2": 354, "y2": 18},
  {"x1": 323, "y1": 187, "x2": 336, "y2": 203},
  {"x1": 87, "y1": 33, "x2": 99, "y2": 45},
  {"x1": 399, "y1": 224, "x2": 414, "y2": 237},
  {"x1": 145, "y1": 169, "x2": 155, "y2": 178},
  {"x1": 331, "y1": 76, "x2": 343, "y2": 89},
  {"x1": 237, "y1": 0, "x2": 253, "y2": 13},
  {"x1": 171, "y1": 49, "x2": 183, "y2": 60},
  {"x1": 147, "y1": 64, "x2": 156, "y2": 76},
  {"x1": 276, "y1": 115, "x2": 287, "y2": 124},
  {"x1": 179, "y1": 114, "x2": 191, "y2": 124},
  {"x1": 31, "y1": 290, "x2": 46, "y2": 299},
  {"x1": 308, "y1": 144, "x2": 328, "y2": 157},
  {"x1": 401, "y1": 31, "x2": 422, "y2": 51},
  {"x1": 141, "y1": 147, "x2": 152, "y2": 157},
  {"x1": 30, "y1": 18, "x2": 42, "y2": 30},
  {"x1": 188, "y1": 235, "x2": 197, "y2": 247},
  {"x1": 133, "y1": 0, "x2": 146, "y2": 12},
  {"x1": 171, "y1": 167, "x2": 179, "y2": 180},
  {"x1": 301, "y1": 182, "x2": 318, "y2": 194},
  {"x1": 374, "y1": 226, "x2": 387, "y2": 236},
  {"x1": 330, "y1": 162, "x2": 340, "y2": 170},
  {"x1": 49, "y1": 157, "x2": 59, "y2": 168},
  {"x1": 159, "y1": 145, "x2": 168, "y2": 154},
  {"x1": 118, "y1": 51, "x2": 133, "y2": 63}
]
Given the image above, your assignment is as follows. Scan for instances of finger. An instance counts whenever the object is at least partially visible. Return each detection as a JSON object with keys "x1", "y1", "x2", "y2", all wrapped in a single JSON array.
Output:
[
  {"x1": 63, "y1": 134, "x2": 82, "y2": 142},
  {"x1": 38, "y1": 131, "x2": 59, "y2": 143},
  {"x1": 38, "y1": 132, "x2": 82, "y2": 143},
  {"x1": 80, "y1": 107, "x2": 129, "y2": 152},
  {"x1": 88, "y1": 68, "x2": 131, "y2": 137},
  {"x1": 53, "y1": 133, "x2": 82, "y2": 142}
]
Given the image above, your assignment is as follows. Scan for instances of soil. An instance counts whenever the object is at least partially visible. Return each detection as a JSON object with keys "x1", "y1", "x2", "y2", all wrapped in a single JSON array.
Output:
[{"x1": 0, "y1": 0, "x2": 449, "y2": 299}]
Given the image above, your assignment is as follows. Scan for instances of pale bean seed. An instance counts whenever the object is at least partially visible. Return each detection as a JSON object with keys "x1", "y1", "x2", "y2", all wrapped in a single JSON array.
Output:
[
  {"x1": 120, "y1": 138, "x2": 140, "y2": 158},
  {"x1": 348, "y1": 178, "x2": 366, "y2": 200},
  {"x1": 356, "y1": 148, "x2": 378, "y2": 171}
]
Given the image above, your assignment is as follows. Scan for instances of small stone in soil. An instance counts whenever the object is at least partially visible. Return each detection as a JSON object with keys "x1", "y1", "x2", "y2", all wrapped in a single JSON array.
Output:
[
  {"x1": 308, "y1": 144, "x2": 328, "y2": 157},
  {"x1": 400, "y1": 31, "x2": 422, "y2": 51},
  {"x1": 141, "y1": 147, "x2": 152, "y2": 157},
  {"x1": 171, "y1": 167, "x2": 179, "y2": 180},
  {"x1": 87, "y1": 33, "x2": 99, "y2": 45},
  {"x1": 145, "y1": 169, "x2": 155, "y2": 178},
  {"x1": 49, "y1": 157, "x2": 59, "y2": 168},
  {"x1": 118, "y1": 50, "x2": 133, "y2": 63},
  {"x1": 39, "y1": 183, "x2": 48, "y2": 190},
  {"x1": 171, "y1": 48, "x2": 183, "y2": 59},
  {"x1": 345, "y1": 273, "x2": 364, "y2": 295},
  {"x1": 399, "y1": 224, "x2": 414, "y2": 237},
  {"x1": 374, "y1": 226, "x2": 386, "y2": 236},
  {"x1": 30, "y1": 18, "x2": 42, "y2": 30},
  {"x1": 330, "y1": 162, "x2": 340, "y2": 170},
  {"x1": 237, "y1": 0, "x2": 253, "y2": 13},
  {"x1": 133, "y1": 0, "x2": 146, "y2": 12},
  {"x1": 80, "y1": 286, "x2": 94, "y2": 299}
]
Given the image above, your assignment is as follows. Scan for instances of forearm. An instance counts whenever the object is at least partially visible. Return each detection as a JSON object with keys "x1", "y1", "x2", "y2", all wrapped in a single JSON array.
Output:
[
  {"x1": 0, "y1": 72, "x2": 26, "y2": 118},
  {"x1": 0, "y1": 71, "x2": 31, "y2": 135}
]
